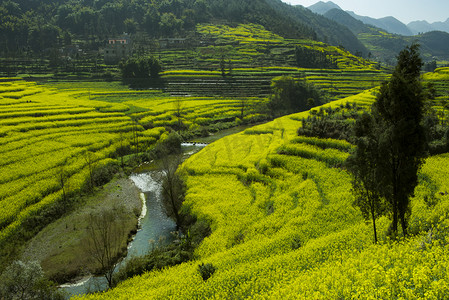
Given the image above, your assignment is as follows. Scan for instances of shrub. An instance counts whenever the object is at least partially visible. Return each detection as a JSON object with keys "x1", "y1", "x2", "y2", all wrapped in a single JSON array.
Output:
[
  {"x1": 151, "y1": 132, "x2": 182, "y2": 159},
  {"x1": 92, "y1": 161, "x2": 120, "y2": 187},
  {"x1": 0, "y1": 261, "x2": 64, "y2": 300},
  {"x1": 198, "y1": 263, "x2": 216, "y2": 281}
]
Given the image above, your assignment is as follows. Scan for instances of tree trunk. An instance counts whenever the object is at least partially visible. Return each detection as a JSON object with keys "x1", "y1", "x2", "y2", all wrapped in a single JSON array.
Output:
[
  {"x1": 400, "y1": 208, "x2": 408, "y2": 237},
  {"x1": 390, "y1": 195, "x2": 398, "y2": 237},
  {"x1": 391, "y1": 157, "x2": 399, "y2": 236},
  {"x1": 371, "y1": 201, "x2": 378, "y2": 243}
]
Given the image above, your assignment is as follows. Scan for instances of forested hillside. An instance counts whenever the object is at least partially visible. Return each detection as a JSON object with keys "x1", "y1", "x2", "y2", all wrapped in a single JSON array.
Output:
[
  {"x1": 0, "y1": 0, "x2": 366, "y2": 57},
  {"x1": 324, "y1": 9, "x2": 449, "y2": 64}
]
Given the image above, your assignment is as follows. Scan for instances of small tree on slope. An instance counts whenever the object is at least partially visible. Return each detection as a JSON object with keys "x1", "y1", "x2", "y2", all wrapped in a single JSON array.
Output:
[{"x1": 348, "y1": 44, "x2": 427, "y2": 238}]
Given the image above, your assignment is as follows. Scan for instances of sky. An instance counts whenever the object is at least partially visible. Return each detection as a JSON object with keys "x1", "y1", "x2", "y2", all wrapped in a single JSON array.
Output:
[{"x1": 284, "y1": 0, "x2": 449, "y2": 24}]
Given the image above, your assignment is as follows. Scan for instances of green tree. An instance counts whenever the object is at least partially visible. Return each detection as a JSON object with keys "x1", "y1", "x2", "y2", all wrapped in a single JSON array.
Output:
[
  {"x1": 374, "y1": 44, "x2": 426, "y2": 236},
  {"x1": 351, "y1": 44, "x2": 427, "y2": 238},
  {"x1": 120, "y1": 55, "x2": 162, "y2": 88},
  {"x1": 120, "y1": 56, "x2": 161, "y2": 80},
  {"x1": 124, "y1": 18, "x2": 138, "y2": 34},
  {"x1": 0, "y1": 260, "x2": 63, "y2": 300},
  {"x1": 143, "y1": 7, "x2": 161, "y2": 37},
  {"x1": 269, "y1": 76, "x2": 323, "y2": 117},
  {"x1": 346, "y1": 113, "x2": 386, "y2": 243},
  {"x1": 159, "y1": 12, "x2": 183, "y2": 36}
]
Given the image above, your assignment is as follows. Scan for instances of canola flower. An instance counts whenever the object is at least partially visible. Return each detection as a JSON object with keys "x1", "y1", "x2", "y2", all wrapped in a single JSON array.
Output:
[{"x1": 77, "y1": 83, "x2": 449, "y2": 299}]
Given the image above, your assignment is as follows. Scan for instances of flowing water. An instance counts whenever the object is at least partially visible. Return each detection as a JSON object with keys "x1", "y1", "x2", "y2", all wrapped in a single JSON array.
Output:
[{"x1": 60, "y1": 143, "x2": 205, "y2": 298}]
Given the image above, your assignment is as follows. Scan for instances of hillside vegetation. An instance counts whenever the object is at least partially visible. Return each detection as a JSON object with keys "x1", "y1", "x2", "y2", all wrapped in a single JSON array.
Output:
[
  {"x1": 0, "y1": 0, "x2": 366, "y2": 59},
  {"x1": 0, "y1": 22, "x2": 392, "y2": 266},
  {"x1": 323, "y1": 9, "x2": 449, "y2": 64},
  {"x1": 0, "y1": 80, "x2": 142, "y2": 259},
  {"x1": 76, "y1": 86, "x2": 449, "y2": 299},
  {"x1": 156, "y1": 23, "x2": 388, "y2": 100},
  {"x1": 1, "y1": 3, "x2": 448, "y2": 294},
  {"x1": 0, "y1": 78, "x2": 269, "y2": 267}
]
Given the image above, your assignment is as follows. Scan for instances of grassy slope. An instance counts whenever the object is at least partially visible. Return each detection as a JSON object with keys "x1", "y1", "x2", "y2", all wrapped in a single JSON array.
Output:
[{"x1": 77, "y1": 85, "x2": 449, "y2": 299}]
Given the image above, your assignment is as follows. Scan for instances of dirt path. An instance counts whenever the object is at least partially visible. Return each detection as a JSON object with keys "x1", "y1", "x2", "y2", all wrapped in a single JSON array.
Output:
[{"x1": 20, "y1": 173, "x2": 142, "y2": 283}]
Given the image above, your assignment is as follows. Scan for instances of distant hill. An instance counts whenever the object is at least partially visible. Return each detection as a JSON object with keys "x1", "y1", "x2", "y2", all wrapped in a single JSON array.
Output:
[
  {"x1": 408, "y1": 21, "x2": 436, "y2": 35},
  {"x1": 346, "y1": 12, "x2": 413, "y2": 36},
  {"x1": 408, "y1": 19, "x2": 449, "y2": 35},
  {"x1": 324, "y1": 9, "x2": 374, "y2": 35},
  {"x1": 307, "y1": 1, "x2": 341, "y2": 15},
  {"x1": 323, "y1": 8, "x2": 449, "y2": 63},
  {"x1": 417, "y1": 31, "x2": 449, "y2": 59},
  {"x1": 309, "y1": 0, "x2": 449, "y2": 37},
  {"x1": 267, "y1": 0, "x2": 367, "y2": 55},
  {"x1": 309, "y1": 1, "x2": 413, "y2": 36}
]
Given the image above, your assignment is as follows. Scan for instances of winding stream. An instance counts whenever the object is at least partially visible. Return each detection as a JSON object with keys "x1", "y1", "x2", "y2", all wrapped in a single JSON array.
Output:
[{"x1": 60, "y1": 143, "x2": 205, "y2": 298}]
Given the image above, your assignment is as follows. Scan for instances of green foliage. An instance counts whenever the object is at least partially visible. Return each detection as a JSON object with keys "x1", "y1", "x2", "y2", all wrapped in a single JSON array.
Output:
[
  {"x1": 119, "y1": 56, "x2": 162, "y2": 88},
  {"x1": 152, "y1": 132, "x2": 182, "y2": 159},
  {"x1": 347, "y1": 44, "x2": 427, "y2": 238},
  {"x1": 112, "y1": 235, "x2": 193, "y2": 287},
  {"x1": 0, "y1": 0, "x2": 367, "y2": 61},
  {"x1": 295, "y1": 46, "x2": 337, "y2": 69},
  {"x1": 297, "y1": 104, "x2": 362, "y2": 141},
  {"x1": 91, "y1": 160, "x2": 120, "y2": 187},
  {"x1": 372, "y1": 44, "x2": 427, "y2": 236},
  {"x1": 269, "y1": 76, "x2": 324, "y2": 117},
  {"x1": 0, "y1": 260, "x2": 64, "y2": 300},
  {"x1": 198, "y1": 263, "x2": 216, "y2": 281}
]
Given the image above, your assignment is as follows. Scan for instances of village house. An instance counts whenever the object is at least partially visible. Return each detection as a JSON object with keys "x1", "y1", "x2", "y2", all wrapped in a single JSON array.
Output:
[{"x1": 104, "y1": 34, "x2": 132, "y2": 64}]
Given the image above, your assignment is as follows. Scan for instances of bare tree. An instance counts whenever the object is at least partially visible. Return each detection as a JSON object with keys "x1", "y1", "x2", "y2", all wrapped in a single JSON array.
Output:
[
  {"x1": 240, "y1": 98, "x2": 246, "y2": 119},
  {"x1": 131, "y1": 121, "x2": 140, "y2": 155},
  {"x1": 173, "y1": 98, "x2": 184, "y2": 130},
  {"x1": 116, "y1": 132, "x2": 130, "y2": 168},
  {"x1": 83, "y1": 150, "x2": 97, "y2": 190},
  {"x1": 86, "y1": 209, "x2": 126, "y2": 288},
  {"x1": 56, "y1": 165, "x2": 70, "y2": 207},
  {"x1": 157, "y1": 155, "x2": 185, "y2": 231}
]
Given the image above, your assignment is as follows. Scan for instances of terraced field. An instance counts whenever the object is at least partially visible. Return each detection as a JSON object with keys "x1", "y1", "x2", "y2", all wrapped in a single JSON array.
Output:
[
  {"x1": 2, "y1": 24, "x2": 447, "y2": 298},
  {"x1": 0, "y1": 79, "x2": 269, "y2": 248},
  {"x1": 155, "y1": 24, "x2": 390, "y2": 100},
  {"x1": 423, "y1": 67, "x2": 449, "y2": 121},
  {"x1": 77, "y1": 89, "x2": 449, "y2": 299},
  {"x1": 48, "y1": 81, "x2": 270, "y2": 131},
  {"x1": 0, "y1": 80, "x2": 137, "y2": 245}
]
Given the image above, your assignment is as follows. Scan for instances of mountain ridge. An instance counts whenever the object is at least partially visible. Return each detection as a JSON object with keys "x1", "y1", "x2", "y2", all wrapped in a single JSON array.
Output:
[
  {"x1": 408, "y1": 19, "x2": 449, "y2": 35},
  {"x1": 323, "y1": 8, "x2": 449, "y2": 63},
  {"x1": 308, "y1": 0, "x2": 448, "y2": 36}
]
